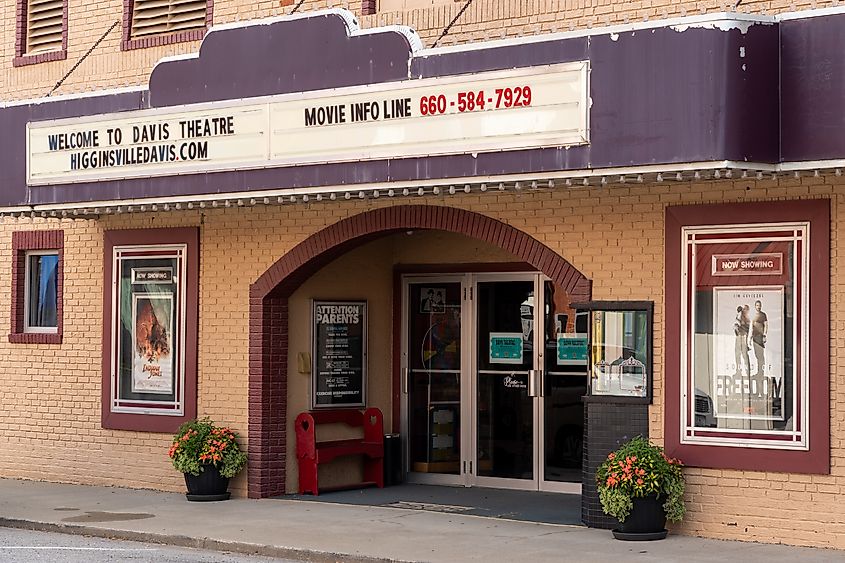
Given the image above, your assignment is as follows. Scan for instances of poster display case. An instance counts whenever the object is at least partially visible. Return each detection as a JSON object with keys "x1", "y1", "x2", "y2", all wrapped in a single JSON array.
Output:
[
  {"x1": 110, "y1": 245, "x2": 187, "y2": 415},
  {"x1": 575, "y1": 301, "x2": 653, "y2": 403},
  {"x1": 680, "y1": 223, "x2": 809, "y2": 449}
]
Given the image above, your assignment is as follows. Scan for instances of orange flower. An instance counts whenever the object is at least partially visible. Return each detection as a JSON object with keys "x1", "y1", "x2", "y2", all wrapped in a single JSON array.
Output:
[{"x1": 636, "y1": 478, "x2": 644, "y2": 486}]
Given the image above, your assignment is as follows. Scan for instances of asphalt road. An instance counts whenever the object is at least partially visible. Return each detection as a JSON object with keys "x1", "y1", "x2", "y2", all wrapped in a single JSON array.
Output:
[{"x1": 0, "y1": 528, "x2": 301, "y2": 562}]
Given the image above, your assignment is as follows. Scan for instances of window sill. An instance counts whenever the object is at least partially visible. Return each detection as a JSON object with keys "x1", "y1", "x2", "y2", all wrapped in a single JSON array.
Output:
[
  {"x1": 9, "y1": 332, "x2": 62, "y2": 344},
  {"x1": 13, "y1": 50, "x2": 67, "y2": 67},
  {"x1": 122, "y1": 28, "x2": 205, "y2": 51}
]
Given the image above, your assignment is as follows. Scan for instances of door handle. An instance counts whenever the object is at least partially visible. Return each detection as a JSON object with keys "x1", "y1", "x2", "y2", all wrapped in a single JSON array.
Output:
[
  {"x1": 528, "y1": 369, "x2": 538, "y2": 397},
  {"x1": 540, "y1": 369, "x2": 546, "y2": 397},
  {"x1": 401, "y1": 367, "x2": 409, "y2": 394}
]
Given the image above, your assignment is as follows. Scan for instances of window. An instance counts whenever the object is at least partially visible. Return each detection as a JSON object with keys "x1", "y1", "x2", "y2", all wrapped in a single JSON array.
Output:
[
  {"x1": 14, "y1": 0, "x2": 68, "y2": 66},
  {"x1": 665, "y1": 200, "x2": 829, "y2": 474},
  {"x1": 102, "y1": 228, "x2": 198, "y2": 432},
  {"x1": 122, "y1": 0, "x2": 212, "y2": 50},
  {"x1": 24, "y1": 251, "x2": 59, "y2": 333},
  {"x1": 9, "y1": 230, "x2": 63, "y2": 344}
]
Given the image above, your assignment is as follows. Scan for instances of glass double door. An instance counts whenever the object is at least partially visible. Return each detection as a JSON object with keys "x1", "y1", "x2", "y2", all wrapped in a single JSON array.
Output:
[{"x1": 402, "y1": 273, "x2": 585, "y2": 492}]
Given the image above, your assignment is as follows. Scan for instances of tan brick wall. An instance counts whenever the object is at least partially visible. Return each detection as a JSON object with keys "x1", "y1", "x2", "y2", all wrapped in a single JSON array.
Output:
[
  {"x1": 2, "y1": 0, "x2": 840, "y2": 102},
  {"x1": 0, "y1": 176, "x2": 841, "y2": 547}
]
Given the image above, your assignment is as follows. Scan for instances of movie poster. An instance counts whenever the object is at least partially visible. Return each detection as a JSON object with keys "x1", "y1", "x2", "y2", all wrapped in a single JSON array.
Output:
[
  {"x1": 712, "y1": 287, "x2": 784, "y2": 421},
  {"x1": 130, "y1": 293, "x2": 174, "y2": 394}
]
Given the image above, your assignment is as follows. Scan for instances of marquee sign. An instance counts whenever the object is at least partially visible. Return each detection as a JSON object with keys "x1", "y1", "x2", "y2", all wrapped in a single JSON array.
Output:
[{"x1": 26, "y1": 62, "x2": 589, "y2": 186}]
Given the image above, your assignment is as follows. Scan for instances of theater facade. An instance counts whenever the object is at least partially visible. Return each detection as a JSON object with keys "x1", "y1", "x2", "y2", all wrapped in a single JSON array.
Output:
[{"x1": 1, "y1": 6, "x2": 845, "y2": 548}]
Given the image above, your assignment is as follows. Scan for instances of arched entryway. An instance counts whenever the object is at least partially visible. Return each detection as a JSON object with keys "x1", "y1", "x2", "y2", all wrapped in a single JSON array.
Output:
[{"x1": 247, "y1": 204, "x2": 591, "y2": 498}]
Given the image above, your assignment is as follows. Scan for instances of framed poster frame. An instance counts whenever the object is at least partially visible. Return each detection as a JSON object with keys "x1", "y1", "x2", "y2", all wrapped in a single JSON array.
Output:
[
  {"x1": 664, "y1": 200, "x2": 829, "y2": 474},
  {"x1": 680, "y1": 223, "x2": 808, "y2": 450},
  {"x1": 311, "y1": 300, "x2": 368, "y2": 409},
  {"x1": 102, "y1": 227, "x2": 198, "y2": 433}
]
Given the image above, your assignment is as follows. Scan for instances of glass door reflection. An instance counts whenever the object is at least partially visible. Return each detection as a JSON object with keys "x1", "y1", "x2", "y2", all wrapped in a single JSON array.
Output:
[
  {"x1": 407, "y1": 282, "x2": 462, "y2": 476},
  {"x1": 541, "y1": 281, "x2": 588, "y2": 486},
  {"x1": 475, "y1": 280, "x2": 535, "y2": 481}
]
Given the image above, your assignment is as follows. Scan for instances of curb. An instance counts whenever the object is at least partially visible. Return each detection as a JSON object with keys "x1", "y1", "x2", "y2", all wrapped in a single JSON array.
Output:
[{"x1": 0, "y1": 517, "x2": 405, "y2": 563}]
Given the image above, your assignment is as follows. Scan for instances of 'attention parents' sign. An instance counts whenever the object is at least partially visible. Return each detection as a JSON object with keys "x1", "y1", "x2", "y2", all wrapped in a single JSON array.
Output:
[
  {"x1": 27, "y1": 62, "x2": 589, "y2": 186},
  {"x1": 312, "y1": 301, "x2": 367, "y2": 408}
]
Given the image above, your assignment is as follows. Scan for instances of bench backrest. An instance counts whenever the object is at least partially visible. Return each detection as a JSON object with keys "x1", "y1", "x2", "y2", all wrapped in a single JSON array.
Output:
[{"x1": 295, "y1": 407, "x2": 384, "y2": 458}]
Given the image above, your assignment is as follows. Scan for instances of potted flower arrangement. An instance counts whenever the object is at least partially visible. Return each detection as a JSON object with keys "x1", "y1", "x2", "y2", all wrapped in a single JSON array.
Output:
[
  {"x1": 595, "y1": 436, "x2": 685, "y2": 541},
  {"x1": 168, "y1": 418, "x2": 247, "y2": 501}
]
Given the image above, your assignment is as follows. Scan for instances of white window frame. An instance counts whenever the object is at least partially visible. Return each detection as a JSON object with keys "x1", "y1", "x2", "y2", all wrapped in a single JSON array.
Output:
[
  {"x1": 23, "y1": 249, "x2": 59, "y2": 334},
  {"x1": 679, "y1": 222, "x2": 810, "y2": 451},
  {"x1": 110, "y1": 243, "x2": 187, "y2": 416}
]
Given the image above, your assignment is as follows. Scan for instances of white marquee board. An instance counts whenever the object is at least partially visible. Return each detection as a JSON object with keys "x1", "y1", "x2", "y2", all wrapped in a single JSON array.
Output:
[{"x1": 27, "y1": 62, "x2": 589, "y2": 186}]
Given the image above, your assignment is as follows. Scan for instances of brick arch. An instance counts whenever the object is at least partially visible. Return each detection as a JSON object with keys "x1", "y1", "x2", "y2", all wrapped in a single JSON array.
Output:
[{"x1": 246, "y1": 204, "x2": 591, "y2": 498}]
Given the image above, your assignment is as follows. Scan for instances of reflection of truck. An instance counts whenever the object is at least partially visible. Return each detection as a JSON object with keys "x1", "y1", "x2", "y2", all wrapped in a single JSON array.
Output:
[{"x1": 694, "y1": 388, "x2": 716, "y2": 428}]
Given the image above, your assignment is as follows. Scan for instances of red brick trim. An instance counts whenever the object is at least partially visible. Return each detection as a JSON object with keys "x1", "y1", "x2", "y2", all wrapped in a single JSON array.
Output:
[
  {"x1": 13, "y1": 0, "x2": 68, "y2": 67},
  {"x1": 247, "y1": 205, "x2": 592, "y2": 498},
  {"x1": 361, "y1": 0, "x2": 376, "y2": 15},
  {"x1": 121, "y1": 0, "x2": 212, "y2": 51},
  {"x1": 664, "y1": 199, "x2": 830, "y2": 474},
  {"x1": 9, "y1": 230, "x2": 63, "y2": 345},
  {"x1": 101, "y1": 228, "x2": 199, "y2": 433}
]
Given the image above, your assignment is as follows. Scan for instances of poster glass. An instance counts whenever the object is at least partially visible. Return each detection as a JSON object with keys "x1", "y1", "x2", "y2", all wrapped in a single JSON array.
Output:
[
  {"x1": 312, "y1": 301, "x2": 367, "y2": 408},
  {"x1": 682, "y1": 224, "x2": 808, "y2": 449},
  {"x1": 112, "y1": 249, "x2": 185, "y2": 414},
  {"x1": 589, "y1": 311, "x2": 649, "y2": 398}
]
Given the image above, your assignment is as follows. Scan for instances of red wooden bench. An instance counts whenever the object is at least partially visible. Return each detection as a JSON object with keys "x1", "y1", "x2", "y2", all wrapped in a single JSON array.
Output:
[{"x1": 295, "y1": 407, "x2": 385, "y2": 495}]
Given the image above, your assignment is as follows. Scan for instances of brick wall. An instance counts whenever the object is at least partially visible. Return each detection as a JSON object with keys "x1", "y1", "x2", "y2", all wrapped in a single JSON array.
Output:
[
  {"x1": 2, "y1": 0, "x2": 841, "y2": 101},
  {"x1": 0, "y1": 175, "x2": 841, "y2": 547}
]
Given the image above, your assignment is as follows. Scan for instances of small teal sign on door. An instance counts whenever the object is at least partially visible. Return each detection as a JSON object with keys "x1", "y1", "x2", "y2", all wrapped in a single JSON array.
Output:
[
  {"x1": 557, "y1": 334, "x2": 588, "y2": 365},
  {"x1": 489, "y1": 332, "x2": 523, "y2": 364}
]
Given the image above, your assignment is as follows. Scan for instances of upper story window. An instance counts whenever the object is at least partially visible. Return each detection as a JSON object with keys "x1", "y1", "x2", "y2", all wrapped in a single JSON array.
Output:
[
  {"x1": 9, "y1": 230, "x2": 64, "y2": 345},
  {"x1": 14, "y1": 0, "x2": 68, "y2": 67},
  {"x1": 122, "y1": 0, "x2": 212, "y2": 50}
]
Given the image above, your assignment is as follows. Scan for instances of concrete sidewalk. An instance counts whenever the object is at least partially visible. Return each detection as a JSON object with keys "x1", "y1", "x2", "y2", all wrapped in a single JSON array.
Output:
[{"x1": 0, "y1": 478, "x2": 841, "y2": 562}]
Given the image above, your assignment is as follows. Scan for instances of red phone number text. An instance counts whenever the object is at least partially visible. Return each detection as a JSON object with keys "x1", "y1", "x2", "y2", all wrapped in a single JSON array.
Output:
[{"x1": 418, "y1": 86, "x2": 532, "y2": 116}]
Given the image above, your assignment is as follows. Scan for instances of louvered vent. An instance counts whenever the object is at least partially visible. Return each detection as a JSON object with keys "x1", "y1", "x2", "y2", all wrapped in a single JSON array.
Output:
[
  {"x1": 131, "y1": 0, "x2": 206, "y2": 39},
  {"x1": 25, "y1": 0, "x2": 63, "y2": 54}
]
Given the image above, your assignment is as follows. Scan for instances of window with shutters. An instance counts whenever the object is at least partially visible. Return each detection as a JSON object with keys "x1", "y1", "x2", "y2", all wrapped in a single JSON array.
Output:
[
  {"x1": 122, "y1": 0, "x2": 212, "y2": 51},
  {"x1": 13, "y1": 0, "x2": 68, "y2": 66}
]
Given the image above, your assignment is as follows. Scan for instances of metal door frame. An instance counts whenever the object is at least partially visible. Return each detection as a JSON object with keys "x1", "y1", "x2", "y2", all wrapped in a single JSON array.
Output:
[
  {"x1": 401, "y1": 272, "x2": 583, "y2": 494},
  {"x1": 401, "y1": 274, "x2": 469, "y2": 487}
]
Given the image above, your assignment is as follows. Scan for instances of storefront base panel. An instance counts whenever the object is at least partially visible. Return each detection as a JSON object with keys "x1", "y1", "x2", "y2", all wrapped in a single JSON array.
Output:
[{"x1": 582, "y1": 402, "x2": 650, "y2": 529}]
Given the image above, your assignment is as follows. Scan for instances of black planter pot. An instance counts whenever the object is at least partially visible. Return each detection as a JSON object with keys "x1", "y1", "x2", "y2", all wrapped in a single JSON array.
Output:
[
  {"x1": 184, "y1": 464, "x2": 231, "y2": 502},
  {"x1": 612, "y1": 494, "x2": 668, "y2": 541}
]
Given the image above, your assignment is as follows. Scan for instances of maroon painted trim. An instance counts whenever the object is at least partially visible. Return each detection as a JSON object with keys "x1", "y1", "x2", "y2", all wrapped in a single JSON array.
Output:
[
  {"x1": 121, "y1": 0, "x2": 212, "y2": 51},
  {"x1": 394, "y1": 262, "x2": 535, "y2": 275},
  {"x1": 248, "y1": 205, "x2": 592, "y2": 498},
  {"x1": 664, "y1": 199, "x2": 830, "y2": 474},
  {"x1": 101, "y1": 227, "x2": 199, "y2": 433},
  {"x1": 391, "y1": 273, "x2": 401, "y2": 435},
  {"x1": 14, "y1": 0, "x2": 68, "y2": 67},
  {"x1": 9, "y1": 230, "x2": 63, "y2": 345}
]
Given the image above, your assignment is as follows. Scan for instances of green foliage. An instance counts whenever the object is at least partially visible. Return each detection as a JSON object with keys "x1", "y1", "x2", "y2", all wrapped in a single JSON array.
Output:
[
  {"x1": 168, "y1": 418, "x2": 247, "y2": 478},
  {"x1": 595, "y1": 436, "x2": 685, "y2": 523}
]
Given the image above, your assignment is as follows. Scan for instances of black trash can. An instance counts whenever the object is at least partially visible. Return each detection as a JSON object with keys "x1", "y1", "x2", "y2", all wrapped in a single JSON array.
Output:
[{"x1": 383, "y1": 433, "x2": 403, "y2": 486}]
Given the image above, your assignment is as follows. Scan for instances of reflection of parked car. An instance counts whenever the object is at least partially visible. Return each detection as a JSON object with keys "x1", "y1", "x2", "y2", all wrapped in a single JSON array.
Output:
[{"x1": 694, "y1": 388, "x2": 715, "y2": 428}]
